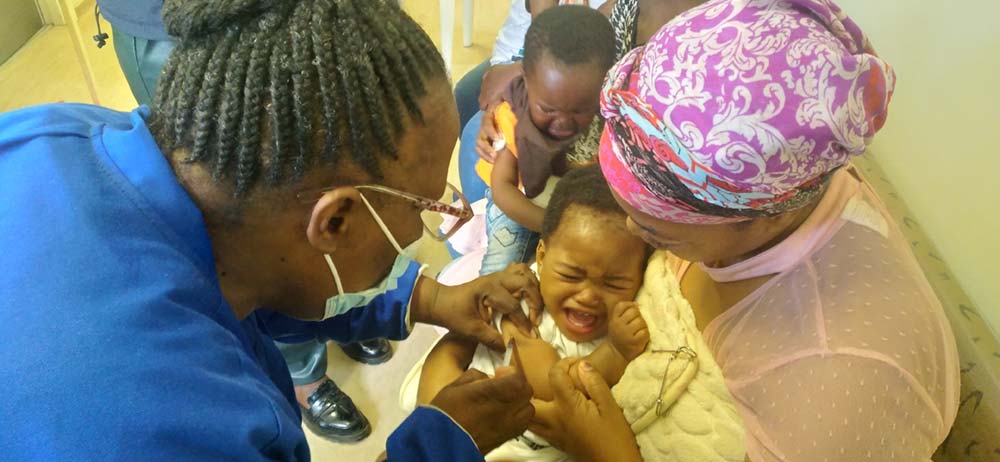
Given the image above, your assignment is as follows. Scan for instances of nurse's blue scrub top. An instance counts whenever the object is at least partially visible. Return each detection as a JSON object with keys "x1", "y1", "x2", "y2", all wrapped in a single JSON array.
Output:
[{"x1": 0, "y1": 104, "x2": 480, "y2": 461}]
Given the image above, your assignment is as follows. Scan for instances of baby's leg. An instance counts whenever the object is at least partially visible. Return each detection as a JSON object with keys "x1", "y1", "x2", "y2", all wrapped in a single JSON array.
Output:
[
  {"x1": 480, "y1": 192, "x2": 539, "y2": 275},
  {"x1": 500, "y1": 317, "x2": 561, "y2": 400},
  {"x1": 417, "y1": 333, "x2": 477, "y2": 405}
]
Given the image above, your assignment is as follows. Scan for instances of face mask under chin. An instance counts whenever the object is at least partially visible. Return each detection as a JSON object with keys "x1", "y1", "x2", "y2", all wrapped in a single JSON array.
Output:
[{"x1": 319, "y1": 192, "x2": 427, "y2": 321}]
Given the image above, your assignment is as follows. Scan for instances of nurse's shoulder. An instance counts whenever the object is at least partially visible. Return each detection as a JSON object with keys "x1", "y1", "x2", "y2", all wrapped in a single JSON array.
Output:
[
  {"x1": 0, "y1": 103, "x2": 306, "y2": 461},
  {"x1": 0, "y1": 102, "x2": 134, "y2": 143}
]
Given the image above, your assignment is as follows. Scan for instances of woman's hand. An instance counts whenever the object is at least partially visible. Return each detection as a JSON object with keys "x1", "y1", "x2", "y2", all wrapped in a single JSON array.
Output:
[
  {"x1": 530, "y1": 358, "x2": 643, "y2": 462},
  {"x1": 475, "y1": 105, "x2": 502, "y2": 163},
  {"x1": 412, "y1": 263, "x2": 543, "y2": 352},
  {"x1": 478, "y1": 62, "x2": 523, "y2": 110}
]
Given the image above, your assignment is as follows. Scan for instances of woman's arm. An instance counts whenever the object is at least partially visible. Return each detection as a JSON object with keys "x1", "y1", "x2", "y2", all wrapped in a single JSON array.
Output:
[
  {"x1": 491, "y1": 149, "x2": 546, "y2": 232},
  {"x1": 416, "y1": 333, "x2": 478, "y2": 405},
  {"x1": 478, "y1": 63, "x2": 523, "y2": 112}
]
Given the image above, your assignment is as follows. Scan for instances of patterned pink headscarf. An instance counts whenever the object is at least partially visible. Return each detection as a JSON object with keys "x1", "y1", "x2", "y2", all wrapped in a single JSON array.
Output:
[{"x1": 599, "y1": 0, "x2": 895, "y2": 224}]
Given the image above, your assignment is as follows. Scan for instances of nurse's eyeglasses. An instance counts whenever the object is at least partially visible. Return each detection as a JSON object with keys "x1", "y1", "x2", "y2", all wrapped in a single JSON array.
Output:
[{"x1": 296, "y1": 183, "x2": 473, "y2": 241}]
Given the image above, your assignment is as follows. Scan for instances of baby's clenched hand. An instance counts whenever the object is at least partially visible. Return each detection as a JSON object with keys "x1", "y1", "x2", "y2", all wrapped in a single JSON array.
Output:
[{"x1": 608, "y1": 302, "x2": 649, "y2": 361}]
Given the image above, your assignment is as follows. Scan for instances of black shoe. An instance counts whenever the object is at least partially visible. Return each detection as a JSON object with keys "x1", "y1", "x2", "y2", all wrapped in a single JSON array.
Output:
[
  {"x1": 339, "y1": 339, "x2": 393, "y2": 365},
  {"x1": 301, "y1": 379, "x2": 372, "y2": 443}
]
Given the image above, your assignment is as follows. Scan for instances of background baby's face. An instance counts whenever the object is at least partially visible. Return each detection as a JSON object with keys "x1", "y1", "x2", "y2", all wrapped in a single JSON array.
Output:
[
  {"x1": 523, "y1": 55, "x2": 604, "y2": 141},
  {"x1": 536, "y1": 207, "x2": 648, "y2": 343}
]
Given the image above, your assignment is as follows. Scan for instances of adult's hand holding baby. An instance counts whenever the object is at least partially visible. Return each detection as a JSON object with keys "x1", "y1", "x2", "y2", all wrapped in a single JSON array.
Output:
[
  {"x1": 430, "y1": 367, "x2": 534, "y2": 455},
  {"x1": 475, "y1": 104, "x2": 502, "y2": 163},
  {"x1": 530, "y1": 359, "x2": 643, "y2": 462},
  {"x1": 478, "y1": 62, "x2": 523, "y2": 110},
  {"x1": 414, "y1": 263, "x2": 543, "y2": 352}
]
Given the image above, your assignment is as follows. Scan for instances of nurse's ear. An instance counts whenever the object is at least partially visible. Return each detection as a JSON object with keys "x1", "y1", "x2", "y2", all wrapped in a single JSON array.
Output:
[{"x1": 306, "y1": 186, "x2": 364, "y2": 253}]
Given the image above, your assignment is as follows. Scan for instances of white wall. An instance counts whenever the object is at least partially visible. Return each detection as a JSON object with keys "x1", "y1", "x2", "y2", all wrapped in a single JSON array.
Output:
[{"x1": 836, "y1": 0, "x2": 1000, "y2": 333}]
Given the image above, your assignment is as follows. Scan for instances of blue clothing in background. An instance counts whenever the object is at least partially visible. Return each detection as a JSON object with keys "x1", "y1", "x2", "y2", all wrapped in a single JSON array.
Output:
[
  {"x1": 454, "y1": 59, "x2": 490, "y2": 132},
  {"x1": 97, "y1": 0, "x2": 171, "y2": 40},
  {"x1": 0, "y1": 104, "x2": 480, "y2": 462},
  {"x1": 459, "y1": 111, "x2": 489, "y2": 204}
]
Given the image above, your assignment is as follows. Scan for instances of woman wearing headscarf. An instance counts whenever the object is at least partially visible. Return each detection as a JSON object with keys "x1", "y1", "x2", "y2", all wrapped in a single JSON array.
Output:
[{"x1": 529, "y1": 0, "x2": 960, "y2": 461}]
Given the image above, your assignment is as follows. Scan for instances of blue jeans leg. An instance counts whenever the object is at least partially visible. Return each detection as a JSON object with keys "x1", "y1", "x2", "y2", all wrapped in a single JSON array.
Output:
[
  {"x1": 454, "y1": 59, "x2": 491, "y2": 132},
  {"x1": 458, "y1": 111, "x2": 489, "y2": 204},
  {"x1": 480, "y1": 190, "x2": 540, "y2": 275},
  {"x1": 111, "y1": 29, "x2": 175, "y2": 107}
]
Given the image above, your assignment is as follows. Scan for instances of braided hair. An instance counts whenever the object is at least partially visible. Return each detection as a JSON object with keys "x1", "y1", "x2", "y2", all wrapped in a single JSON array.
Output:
[{"x1": 152, "y1": 0, "x2": 447, "y2": 196}]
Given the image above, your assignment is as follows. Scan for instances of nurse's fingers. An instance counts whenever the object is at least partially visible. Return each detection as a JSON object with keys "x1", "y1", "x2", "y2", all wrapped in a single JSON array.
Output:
[
  {"x1": 471, "y1": 319, "x2": 506, "y2": 352},
  {"x1": 500, "y1": 263, "x2": 543, "y2": 326},
  {"x1": 527, "y1": 398, "x2": 558, "y2": 439},
  {"x1": 452, "y1": 368, "x2": 490, "y2": 386},
  {"x1": 482, "y1": 366, "x2": 534, "y2": 404},
  {"x1": 483, "y1": 288, "x2": 530, "y2": 336}
]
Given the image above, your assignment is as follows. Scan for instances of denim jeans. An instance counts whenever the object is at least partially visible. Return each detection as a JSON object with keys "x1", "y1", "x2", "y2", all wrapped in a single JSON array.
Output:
[
  {"x1": 480, "y1": 189, "x2": 539, "y2": 275},
  {"x1": 275, "y1": 338, "x2": 327, "y2": 386},
  {"x1": 111, "y1": 30, "x2": 175, "y2": 107},
  {"x1": 458, "y1": 111, "x2": 489, "y2": 204}
]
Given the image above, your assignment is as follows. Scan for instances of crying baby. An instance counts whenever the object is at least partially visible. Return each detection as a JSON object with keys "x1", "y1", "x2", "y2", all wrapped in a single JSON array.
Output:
[{"x1": 416, "y1": 164, "x2": 653, "y2": 461}]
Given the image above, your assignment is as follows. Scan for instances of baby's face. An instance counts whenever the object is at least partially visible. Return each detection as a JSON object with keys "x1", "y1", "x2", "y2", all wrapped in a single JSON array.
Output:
[
  {"x1": 523, "y1": 56, "x2": 604, "y2": 141},
  {"x1": 536, "y1": 208, "x2": 648, "y2": 343}
]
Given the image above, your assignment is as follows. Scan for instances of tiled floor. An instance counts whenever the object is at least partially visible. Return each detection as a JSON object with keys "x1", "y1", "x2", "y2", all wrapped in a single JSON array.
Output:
[{"x1": 0, "y1": 1, "x2": 508, "y2": 461}]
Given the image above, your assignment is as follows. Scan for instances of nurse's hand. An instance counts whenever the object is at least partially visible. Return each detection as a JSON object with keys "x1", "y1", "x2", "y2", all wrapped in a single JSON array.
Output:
[
  {"x1": 413, "y1": 263, "x2": 543, "y2": 352},
  {"x1": 529, "y1": 359, "x2": 643, "y2": 462},
  {"x1": 431, "y1": 366, "x2": 534, "y2": 454}
]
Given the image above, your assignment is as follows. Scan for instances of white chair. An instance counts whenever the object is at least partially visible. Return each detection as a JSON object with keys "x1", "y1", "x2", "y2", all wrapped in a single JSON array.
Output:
[
  {"x1": 437, "y1": 0, "x2": 476, "y2": 71},
  {"x1": 398, "y1": 0, "x2": 474, "y2": 71}
]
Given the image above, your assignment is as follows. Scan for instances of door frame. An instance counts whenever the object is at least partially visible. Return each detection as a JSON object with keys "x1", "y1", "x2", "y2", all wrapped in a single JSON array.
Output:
[{"x1": 35, "y1": 0, "x2": 66, "y2": 25}]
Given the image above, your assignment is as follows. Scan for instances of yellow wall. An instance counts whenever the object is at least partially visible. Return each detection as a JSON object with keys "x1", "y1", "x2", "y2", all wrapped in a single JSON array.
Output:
[{"x1": 837, "y1": 0, "x2": 1000, "y2": 333}]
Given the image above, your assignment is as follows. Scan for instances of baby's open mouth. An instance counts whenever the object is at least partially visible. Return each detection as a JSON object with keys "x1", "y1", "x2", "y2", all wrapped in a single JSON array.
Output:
[{"x1": 563, "y1": 307, "x2": 602, "y2": 335}]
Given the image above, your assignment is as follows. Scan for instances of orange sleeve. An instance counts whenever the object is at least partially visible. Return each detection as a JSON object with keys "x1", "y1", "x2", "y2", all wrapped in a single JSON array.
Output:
[{"x1": 475, "y1": 102, "x2": 519, "y2": 186}]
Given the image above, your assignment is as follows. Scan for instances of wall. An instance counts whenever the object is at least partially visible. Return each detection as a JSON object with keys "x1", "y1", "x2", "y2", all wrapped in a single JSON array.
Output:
[
  {"x1": 0, "y1": 0, "x2": 43, "y2": 63},
  {"x1": 35, "y1": 0, "x2": 65, "y2": 25},
  {"x1": 836, "y1": 0, "x2": 1000, "y2": 334}
]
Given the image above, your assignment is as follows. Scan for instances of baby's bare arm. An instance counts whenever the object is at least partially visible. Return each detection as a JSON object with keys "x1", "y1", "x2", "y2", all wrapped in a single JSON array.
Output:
[
  {"x1": 491, "y1": 149, "x2": 545, "y2": 232},
  {"x1": 417, "y1": 333, "x2": 478, "y2": 405}
]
